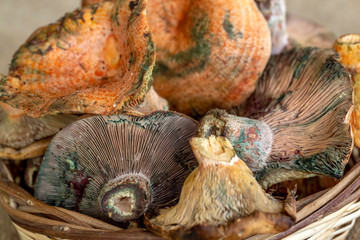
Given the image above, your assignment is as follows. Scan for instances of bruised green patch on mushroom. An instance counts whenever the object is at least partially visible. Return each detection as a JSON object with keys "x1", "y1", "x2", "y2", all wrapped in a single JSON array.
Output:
[
  {"x1": 223, "y1": 10, "x2": 243, "y2": 40},
  {"x1": 154, "y1": 13, "x2": 212, "y2": 79},
  {"x1": 0, "y1": 0, "x2": 155, "y2": 117}
]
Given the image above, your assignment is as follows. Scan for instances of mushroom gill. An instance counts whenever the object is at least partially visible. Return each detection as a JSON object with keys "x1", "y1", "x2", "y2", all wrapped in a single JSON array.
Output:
[
  {"x1": 199, "y1": 48, "x2": 353, "y2": 189},
  {"x1": 0, "y1": 0, "x2": 155, "y2": 117},
  {"x1": 146, "y1": 136, "x2": 295, "y2": 239},
  {"x1": 35, "y1": 111, "x2": 198, "y2": 223}
]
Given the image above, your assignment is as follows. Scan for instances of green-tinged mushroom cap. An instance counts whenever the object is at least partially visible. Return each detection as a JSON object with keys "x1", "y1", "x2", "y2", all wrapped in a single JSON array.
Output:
[{"x1": 0, "y1": 0, "x2": 155, "y2": 117}]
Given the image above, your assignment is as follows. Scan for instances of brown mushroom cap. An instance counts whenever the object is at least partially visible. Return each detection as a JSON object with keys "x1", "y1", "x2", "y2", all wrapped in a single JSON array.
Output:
[
  {"x1": 0, "y1": 0, "x2": 155, "y2": 117},
  {"x1": 146, "y1": 136, "x2": 294, "y2": 239},
  {"x1": 147, "y1": 0, "x2": 271, "y2": 116},
  {"x1": 199, "y1": 48, "x2": 353, "y2": 188},
  {"x1": 35, "y1": 111, "x2": 198, "y2": 223},
  {"x1": 0, "y1": 102, "x2": 77, "y2": 160}
]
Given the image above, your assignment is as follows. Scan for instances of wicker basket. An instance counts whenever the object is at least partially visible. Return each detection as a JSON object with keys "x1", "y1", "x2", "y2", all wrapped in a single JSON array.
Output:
[{"x1": 1, "y1": 157, "x2": 360, "y2": 240}]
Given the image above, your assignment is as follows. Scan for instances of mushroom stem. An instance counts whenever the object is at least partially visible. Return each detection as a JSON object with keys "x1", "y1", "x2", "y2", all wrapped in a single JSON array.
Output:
[
  {"x1": 333, "y1": 34, "x2": 360, "y2": 148},
  {"x1": 255, "y1": 0, "x2": 288, "y2": 54},
  {"x1": 99, "y1": 174, "x2": 152, "y2": 222},
  {"x1": 198, "y1": 110, "x2": 273, "y2": 173},
  {"x1": 152, "y1": 136, "x2": 284, "y2": 228}
]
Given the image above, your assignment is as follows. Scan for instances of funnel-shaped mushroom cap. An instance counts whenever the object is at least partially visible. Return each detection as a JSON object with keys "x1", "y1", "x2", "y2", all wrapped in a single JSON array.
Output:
[
  {"x1": 199, "y1": 48, "x2": 353, "y2": 188},
  {"x1": 0, "y1": 102, "x2": 77, "y2": 160},
  {"x1": 0, "y1": 0, "x2": 154, "y2": 118},
  {"x1": 35, "y1": 111, "x2": 198, "y2": 222},
  {"x1": 334, "y1": 34, "x2": 360, "y2": 148},
  {"x1": 147, "y1": 0, "x2": 271, "y2": 116},
  {"x1": 146, "y1": 136, "x2": 294, "y2": 239}
]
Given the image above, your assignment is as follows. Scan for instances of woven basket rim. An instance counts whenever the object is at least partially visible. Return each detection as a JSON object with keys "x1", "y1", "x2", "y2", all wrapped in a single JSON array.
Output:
[{"x1": 1, "y1": 160, "x2": 360, "y2": 240}]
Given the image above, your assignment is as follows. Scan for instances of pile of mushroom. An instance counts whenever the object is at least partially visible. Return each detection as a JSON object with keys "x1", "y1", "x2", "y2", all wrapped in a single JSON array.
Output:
[
  {"x1": 0, "y1": 0, "x2": 357, "y2": 239},
  {"x1": 198, "y1": 47, "x2": 353, "y2": 189}
]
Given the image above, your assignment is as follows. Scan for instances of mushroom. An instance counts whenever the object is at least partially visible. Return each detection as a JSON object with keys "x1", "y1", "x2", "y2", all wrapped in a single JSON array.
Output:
[
  {"x1": 0, "y1": 102, "x2": 77, "y2": 160},
  {"x1": 254, "y1": 0, "x2": 336, "y2": 53},
  {"x1": 80, "y1": 0, "x2": 270, "y2": 117},
  {"x1": 198, "y1": 48, "x2": 353, "y2": 189},
  {"x1": 145, "y1": 136, "x2": 295, "y2": 239},
  {"x1": 333, "y1": 34, "x2": 360, "y2": 148},
  {"x1": 255, "y1": 0, "x2": 288, "y2": 54},
  {"x1": 132, "y1": 87, "x2": 169, "y2": 115},
  {"x1": 24, "y1": 157, "x2": 42, "y2": 190},
  {"x1": 0, "y1": 0, "x2": 155, "y2": 118},
  {"x1": 146, "y1": 0, "x2": 271, "y2": 116},
  {"x1": 35, "y1": 111, "x2": 198, "y2": 223},
  {"x1": 82, "y1": 0, "x2": 106, "y2": 7}
]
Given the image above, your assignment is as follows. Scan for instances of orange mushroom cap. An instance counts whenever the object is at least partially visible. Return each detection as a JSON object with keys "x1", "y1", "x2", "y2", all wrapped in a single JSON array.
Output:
[
  {"x1": 0, "y1": 0, "x2": 155, "y2": 117},
  {"x1": 147, "y1": 0, "x2": 271, "y2": 116}
]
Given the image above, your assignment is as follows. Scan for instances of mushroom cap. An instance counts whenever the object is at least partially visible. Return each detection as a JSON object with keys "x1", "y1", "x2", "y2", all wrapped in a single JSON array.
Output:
[
  {"x1": 199, "y1": 48, "x2": 353, "y2": 188},
  {"x1": 35, "y1": 111, "x2": 198, "y2": 222},
  {"x1": 0, "y1": 0, "x2": 155, "y2": 118},
  {"x1": 146, "y1": 136, "x2": 294, "y2": 239},
  {"x1": 147, "y1": 0, "x2": 271, "y2": 116},
  {"x1": 333, "y1": 34, "x2": 360, "y2": 148},
  {"x1": 82, "y1": 0, "x2": 104, "y2": 8},
  {"x1": 0, "y1": 102, "x2": 77, "y2": 160}
]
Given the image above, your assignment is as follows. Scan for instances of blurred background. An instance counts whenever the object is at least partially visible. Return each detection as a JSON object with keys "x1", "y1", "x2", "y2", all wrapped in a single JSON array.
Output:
[{"x1": 0, "y1": 0, "x2": 359, "y2": 239}]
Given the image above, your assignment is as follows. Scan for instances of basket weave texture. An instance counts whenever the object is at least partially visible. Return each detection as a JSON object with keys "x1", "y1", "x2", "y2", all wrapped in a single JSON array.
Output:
[{"x1": 1, "y1": 158, "x2": 360, "y2": 240}]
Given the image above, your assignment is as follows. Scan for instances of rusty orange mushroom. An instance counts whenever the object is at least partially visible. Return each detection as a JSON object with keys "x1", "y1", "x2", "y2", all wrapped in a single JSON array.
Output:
[
  {"x1": 80, "y1": 0, "x2": 271, "y2": 117},
  {"x1": 147, "y1": 0, "x2": 271, "y2": 116},
  {"x1": 0, "y1": 0, "x2": 155, "y2": 117},
  {"x1": 333, "y1": 34, "x2": 360, "y2": 148}
]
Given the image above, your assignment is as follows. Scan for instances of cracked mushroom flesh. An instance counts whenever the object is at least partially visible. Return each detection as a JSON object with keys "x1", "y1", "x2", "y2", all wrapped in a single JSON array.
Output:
[
  {"x1": 35, "y1": 111, "x2": 198, "y2": 222},
  {"x1": 0, "y1": 0, "x2": 155, "y2": 117},
  {"x1": 198, "y1": 48, "x2": 353, "y2": 189}
]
